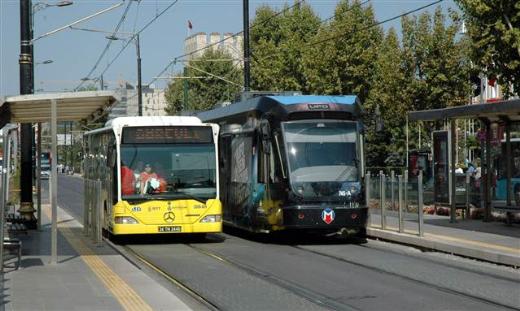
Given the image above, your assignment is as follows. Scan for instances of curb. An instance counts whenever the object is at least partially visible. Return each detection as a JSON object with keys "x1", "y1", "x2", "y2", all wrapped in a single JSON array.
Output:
[{"x1": 367, "y1": 227, "x2": 520, "y2": 267}]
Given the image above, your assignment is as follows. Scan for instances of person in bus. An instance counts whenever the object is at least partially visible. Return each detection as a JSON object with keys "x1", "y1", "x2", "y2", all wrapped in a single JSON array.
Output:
[
  {"x1": 140, "y1": 163, "x2": 166, "y2": 194},
  {"x1": 120, "y1": 162, "x2": 135, "y2": 195}
]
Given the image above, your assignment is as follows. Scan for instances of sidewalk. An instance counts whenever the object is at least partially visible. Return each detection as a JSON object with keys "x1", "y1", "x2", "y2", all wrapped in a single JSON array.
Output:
[
  {"x1": 367, "y1": 210, "x2": 520, "y2": 267},
  {"x1": 2, "y1": 204, "x2": 192, "y2": 311}
]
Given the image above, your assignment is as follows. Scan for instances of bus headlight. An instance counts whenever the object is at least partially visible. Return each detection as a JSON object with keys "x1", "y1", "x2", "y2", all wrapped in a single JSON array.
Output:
[
  {"x1": 114, "y1": 216, "x2": 139, "y2": 224},
  {"x1": 200, "y1": 215, "x2": 222, "y2": 223}
]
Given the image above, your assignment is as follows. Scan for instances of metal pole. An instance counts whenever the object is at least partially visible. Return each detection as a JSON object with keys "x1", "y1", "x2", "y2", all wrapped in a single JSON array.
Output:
[
  {"x1": 465, "y1": 170, "x2": 470, "y2": 219},
  {"x1": 506, "y1": 121, "x2": 512, "y2": 206},
  {"x1": 50, "y1": 99, "x2": 58, "y2": 264},
  {"x1": 365, "y1": 171, "x2": 370, "y2": 210},
  {"x1": 418, "y1": 170, "x2": 424, "y2": 237},
  {"x1": 450, "y1": 120, "x2": 457, "y2": 223},
  {"x1": 183, "y1": 67, "x2": 188, "y2": 111},
  {"x1": 36, "y1": 122, "x2": 41, "y2": 230},
  {"x1": 0, "y1": 133, "x2": 6, "y2": 308},
  {"x1": 365, "y1": 171, "x2": 372, "y2": 226},
  {"x1": 485, "y1": 121, "x2": 492, "y2": 221},
  {"x1": 380, "y1": 171, "x2": 386, "y2": 230},
  {"x1": 19, "y1": 0, "x2": 36, "y2": 222},
  {"x1": 95, "y1": 181, "x2": 102, "y2": 244},
  {"x1": 83, "y1": 179, "x2": 89, "y2": 236},
  {"x1": 404, "y1": 169, "x2": 409, "y2": 213},
  {"x1": 398, "y1": 175, "x2": 403, "y2": 233},
  {"x1": 136, "y1": 34, "x2": 143, "y2": 116},
  {"x1": 391, "y1": 170, "x2": 395, "y2": 210},
  {"x1": 243, "y1": 0, "x2": 250, "y2": 91}
]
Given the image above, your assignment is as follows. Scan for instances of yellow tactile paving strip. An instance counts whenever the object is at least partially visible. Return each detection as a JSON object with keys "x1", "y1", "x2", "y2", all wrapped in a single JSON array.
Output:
[{"x1": 44, "y1": 206, "x2": 153, "y2": 311}]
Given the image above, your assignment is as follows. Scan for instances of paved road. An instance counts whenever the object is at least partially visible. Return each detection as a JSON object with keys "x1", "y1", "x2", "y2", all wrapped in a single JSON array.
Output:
[{"x1": 56, "y1": 175, "x2": 520, "y2": 311}]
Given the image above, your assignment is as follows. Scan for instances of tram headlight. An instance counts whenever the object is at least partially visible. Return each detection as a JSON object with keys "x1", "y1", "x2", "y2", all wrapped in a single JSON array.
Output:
[
  {"x1": 114, "y1": 216, "x2": 139, "y2": 224},
  {"x1": 200, "y1": 215, "x2": 222, "y2": 223}
]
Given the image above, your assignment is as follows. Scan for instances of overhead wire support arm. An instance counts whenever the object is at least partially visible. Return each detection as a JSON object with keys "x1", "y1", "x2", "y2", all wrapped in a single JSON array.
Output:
[
  {"x1": 31, "y1": 2, "x2": 124, "y2": 42},
  {"x1": 94, "y1": 0, "x2": 181, "y2": 81},
  {"x1": 184, "y1": 64, "x2": 244, "y2": 88}
]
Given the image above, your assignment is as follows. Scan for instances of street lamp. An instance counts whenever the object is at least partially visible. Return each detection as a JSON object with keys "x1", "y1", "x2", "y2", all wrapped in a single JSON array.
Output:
[
  {"x1": 106, "y1": 33, "x2": 143, "y2": 116},
  {"x1": 18, "y1": 0, "x2": 74, "y2": 226},
  {"x1": 33, "y1": 0, "x2": 73, "y2": 13},
  {"x1": 34, "y1": 59, "x2": 53, "y2": 66}
]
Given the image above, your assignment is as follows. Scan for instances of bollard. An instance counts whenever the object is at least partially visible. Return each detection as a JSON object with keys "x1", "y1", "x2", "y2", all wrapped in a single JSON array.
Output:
[
  {"x1": 380, "y1": 171, "x2": 386, "y2": 230},
  {"x1": 418, "y1": 170, "x2": 424, "y2": 237},
  {"x1": 398, "y1": 175, "x2": 404, "y2": 233},
  {"x1": 391, "y1": 171, "x2": 395, "y2": 210}
]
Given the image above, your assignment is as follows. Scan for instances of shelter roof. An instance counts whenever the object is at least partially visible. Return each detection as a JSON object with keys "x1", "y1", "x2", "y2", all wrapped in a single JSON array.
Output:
[
  {"x1": 0, "y1": 91, "x2": 117, "y2": 127},
  {"x1": 408, "y1": 98, "x2": 520, "y2": 122}
]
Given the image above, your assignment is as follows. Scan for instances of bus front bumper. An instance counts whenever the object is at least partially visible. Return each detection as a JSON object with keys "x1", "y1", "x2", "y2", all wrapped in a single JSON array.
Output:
[{"x1": 111, "y1": 222, "x2": 222, "y2": 235}]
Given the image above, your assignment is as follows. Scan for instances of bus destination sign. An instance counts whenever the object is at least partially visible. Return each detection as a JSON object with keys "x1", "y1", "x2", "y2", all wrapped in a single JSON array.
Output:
[{"x1": 122, "y1": 126, "x2": 213, "y2": 144}]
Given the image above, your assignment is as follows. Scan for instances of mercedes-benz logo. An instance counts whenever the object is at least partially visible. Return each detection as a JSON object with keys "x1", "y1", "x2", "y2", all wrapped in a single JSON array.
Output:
[{"x1": 163, "y1": 212, "x2": 175, "y2": 223}]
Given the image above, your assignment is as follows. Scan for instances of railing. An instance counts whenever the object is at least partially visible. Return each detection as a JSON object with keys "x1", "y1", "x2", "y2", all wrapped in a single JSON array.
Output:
[
  {"x1": 366, "y1": 170, "x2": 424, "y2": 237},
  {"x1": 83, "y1": 179, "x2": 102, "y2": 244}
]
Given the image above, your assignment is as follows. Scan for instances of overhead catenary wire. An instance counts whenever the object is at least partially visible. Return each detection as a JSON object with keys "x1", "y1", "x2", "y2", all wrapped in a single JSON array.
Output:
[
  {"x1": 146, "y1": 0, "x2": 307, "y2": 88},
  {"x1": 75, "y1": 0, "x2": 134, "y2": 90},
  {"x1": 76, "y1": 0, "x2": 180, "y2": 91},
  {"x1": 96, "y1": 0, "x2": 181, "y2": 81}
]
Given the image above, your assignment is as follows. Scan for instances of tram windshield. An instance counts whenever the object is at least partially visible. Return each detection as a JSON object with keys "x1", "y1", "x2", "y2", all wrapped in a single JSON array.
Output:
[
  {"x1": 120, "y1": 144, "x2": 217, "y2": 202},
  {"x1": 282, "y1": 120, "x2": 359, "y2": 199}
]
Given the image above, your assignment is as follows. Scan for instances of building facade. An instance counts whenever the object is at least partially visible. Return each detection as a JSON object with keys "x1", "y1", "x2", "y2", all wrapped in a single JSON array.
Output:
[
  {"x1": 109, "y1": 82, "x2": 168, "y2": 119},
  {"x1": 184, "y1": 32, "x2": 243, "y2": 64}
]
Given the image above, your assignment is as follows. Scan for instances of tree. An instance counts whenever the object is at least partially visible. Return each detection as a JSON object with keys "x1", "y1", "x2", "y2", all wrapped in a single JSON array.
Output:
[
  {"x1": 165, "y1": 49, "x2": 242, "y2": 114},
  {"x1": 364, "y1": 28, "x2": 407, "y2": 167},
  {"x1": 455, "y1": 0, "x2": 520, "y2": 96},
  {"x1": 250, "y1": 3, "x2": 321, "y2": 92},
  {"x1": 303, "y1": 0, "x2": 383, "y2": 102}
]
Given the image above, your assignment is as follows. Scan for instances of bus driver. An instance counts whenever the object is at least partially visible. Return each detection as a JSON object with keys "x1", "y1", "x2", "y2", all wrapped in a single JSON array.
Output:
[{"x1": 140, "y1": 163, "x2": 166, "y2": 194}]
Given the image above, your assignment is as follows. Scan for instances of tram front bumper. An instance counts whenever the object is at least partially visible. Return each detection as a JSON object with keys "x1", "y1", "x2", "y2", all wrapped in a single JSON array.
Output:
[{"x1": 281, "y1": 205, "x2": 368, "y2": 230}]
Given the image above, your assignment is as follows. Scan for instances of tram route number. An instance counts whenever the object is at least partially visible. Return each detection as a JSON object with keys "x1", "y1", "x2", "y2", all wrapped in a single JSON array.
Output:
[{"x1": 158, "y1": 226, "x2": 181, "y2": 233}]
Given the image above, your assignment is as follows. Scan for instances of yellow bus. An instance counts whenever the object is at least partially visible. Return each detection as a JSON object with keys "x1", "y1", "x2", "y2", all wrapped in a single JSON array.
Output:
[{"x1": 83, "y1": 116, "x2": 221, "y2": 236}]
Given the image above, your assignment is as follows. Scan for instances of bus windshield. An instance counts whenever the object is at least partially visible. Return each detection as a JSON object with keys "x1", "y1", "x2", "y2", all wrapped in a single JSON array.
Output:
[
  {"x1": 120, "y1": 144, "x2": 217, "y2": 202},
  {"x1": 282, "y1": 120, "x2": 359, "y2": 199}
]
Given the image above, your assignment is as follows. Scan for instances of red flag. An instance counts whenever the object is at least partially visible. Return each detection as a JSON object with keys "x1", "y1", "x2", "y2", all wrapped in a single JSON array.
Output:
[{"x1": 188, "y1": 20, "x2": 193, "y2": 30}]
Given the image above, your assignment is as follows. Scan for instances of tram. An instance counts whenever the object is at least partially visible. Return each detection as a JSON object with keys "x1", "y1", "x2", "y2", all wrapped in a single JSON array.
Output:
[
  {"x1": 83, "y1": 116, "x2": 222, "y2": 236},
  {"x1": 198, "y1": 95, "x2": 367, "y2": 236}
]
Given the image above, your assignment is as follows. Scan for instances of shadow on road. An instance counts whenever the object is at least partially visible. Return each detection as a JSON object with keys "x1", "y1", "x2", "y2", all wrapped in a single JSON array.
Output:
[{"x1": 222, "y1": 226, "x2": 367, "y2": 246}]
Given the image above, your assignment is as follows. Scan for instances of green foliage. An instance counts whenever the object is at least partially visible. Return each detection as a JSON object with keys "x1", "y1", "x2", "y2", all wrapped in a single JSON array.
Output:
[
  {"x1": 251, "y1": 3, "x2": 321, "y2": 92},
  {"x1": 303, "y1": 0, "x2": 383, "y2": 102},
  {"x1": 165, "y1": 49, "x2": 242, "y2": 114},
  {"x1": 455, "y1": 0, "x2": 520, "y2": 96}
]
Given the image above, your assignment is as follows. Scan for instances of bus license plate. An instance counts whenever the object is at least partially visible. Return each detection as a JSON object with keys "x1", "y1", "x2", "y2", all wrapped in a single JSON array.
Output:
[{"x1": 158, "y1": 226, "x2": 181, "y2": 233}]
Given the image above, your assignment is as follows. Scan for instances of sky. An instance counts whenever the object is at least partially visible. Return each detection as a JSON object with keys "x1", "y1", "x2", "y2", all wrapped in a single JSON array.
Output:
[{"x1": 0, "y1": 0, "x2": 457, "y2": 97}]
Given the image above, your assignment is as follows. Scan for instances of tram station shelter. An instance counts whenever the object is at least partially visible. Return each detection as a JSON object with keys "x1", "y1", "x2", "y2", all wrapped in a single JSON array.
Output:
[
  {"x1": 408, "y1": 98, "x2": 520, "y2": 222},
  {"x1": 0, "y1": 91, "x2": 117, "y2": 264}
]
